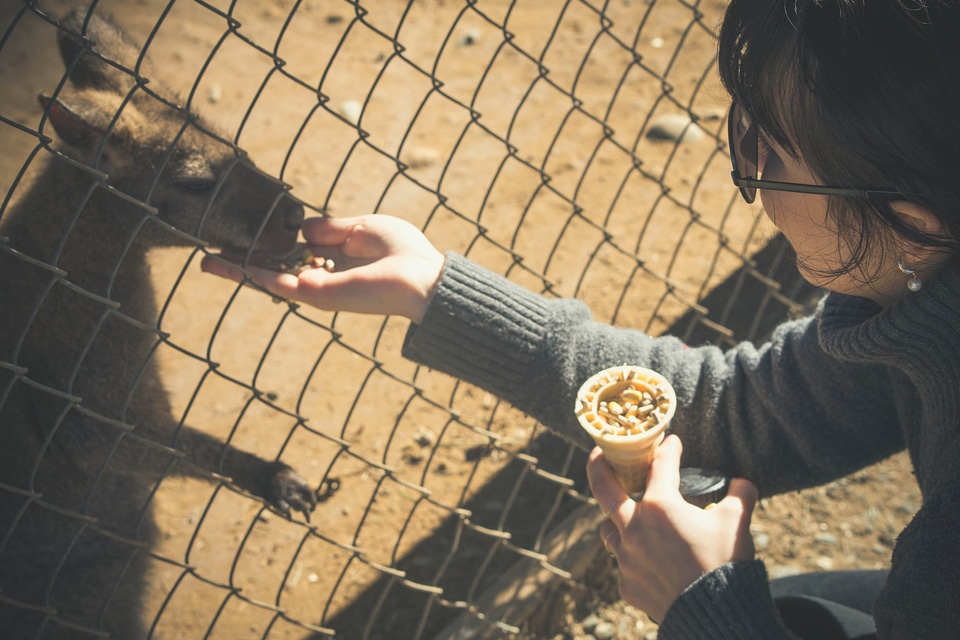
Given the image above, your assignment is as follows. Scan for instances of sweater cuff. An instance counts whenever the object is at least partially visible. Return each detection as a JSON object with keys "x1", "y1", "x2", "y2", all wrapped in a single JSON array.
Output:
[
  {"x1": 658, "y1": 560, "x2": 794, "y2": 640},
  {"x1": 401, "y1": 252, "x2": 552, "y2": 400}
]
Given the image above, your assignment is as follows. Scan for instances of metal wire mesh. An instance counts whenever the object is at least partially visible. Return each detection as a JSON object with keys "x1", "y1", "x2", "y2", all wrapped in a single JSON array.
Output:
[{"x1": 0, "y1": 1, "x2": 818, "y2": 638}]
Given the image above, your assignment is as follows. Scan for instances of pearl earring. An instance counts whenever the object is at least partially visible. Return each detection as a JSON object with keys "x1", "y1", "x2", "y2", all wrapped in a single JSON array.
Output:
[{"x1": 897, "y1": 257, "x2": 922, "y2": 292}]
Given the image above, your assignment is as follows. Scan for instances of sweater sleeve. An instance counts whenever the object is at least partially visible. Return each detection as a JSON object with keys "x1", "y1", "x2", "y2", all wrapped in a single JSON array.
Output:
[
  {"x1": 657, "y1": 561, "x2": 798, "y2": 640},
  {"x1": 403, "y1": 252, "x2": 906, "y2": 496}
]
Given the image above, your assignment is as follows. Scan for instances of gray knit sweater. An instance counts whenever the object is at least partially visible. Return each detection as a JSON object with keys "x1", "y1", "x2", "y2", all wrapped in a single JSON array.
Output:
[{"x1": 402, "y1": 252, "x2": 960, "y2": 639}]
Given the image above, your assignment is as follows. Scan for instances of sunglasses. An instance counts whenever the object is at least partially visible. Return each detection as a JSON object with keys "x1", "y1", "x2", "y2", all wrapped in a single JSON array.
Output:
[{"x1": 727, "y1": 102, "x2": 902, "y2": 204}]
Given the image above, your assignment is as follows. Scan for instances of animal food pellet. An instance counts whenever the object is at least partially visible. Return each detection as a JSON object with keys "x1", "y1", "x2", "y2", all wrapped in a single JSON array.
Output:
[{"x1": 576, "y1": 366, "x2": 673, "y2": 437}]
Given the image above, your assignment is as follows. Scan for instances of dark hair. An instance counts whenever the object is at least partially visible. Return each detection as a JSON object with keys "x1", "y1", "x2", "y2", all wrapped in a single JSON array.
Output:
[{"x1": 718, "y1": 0, "x2": 960, "y2": 280}]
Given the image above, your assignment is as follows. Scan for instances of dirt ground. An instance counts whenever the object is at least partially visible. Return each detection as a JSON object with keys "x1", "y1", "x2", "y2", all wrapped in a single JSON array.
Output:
[{"x1": 0, "y1": 1, "x2": 921, "y2": 638}]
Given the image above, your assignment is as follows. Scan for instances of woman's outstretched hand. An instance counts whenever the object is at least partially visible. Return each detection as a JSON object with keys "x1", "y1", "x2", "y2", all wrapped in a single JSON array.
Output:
[
  {"x1": 201, "y1": 215, "x2": 445, "y2": 324},
  {"x1": 587, "y1": 434, "x2": 759, "y2": 623}
]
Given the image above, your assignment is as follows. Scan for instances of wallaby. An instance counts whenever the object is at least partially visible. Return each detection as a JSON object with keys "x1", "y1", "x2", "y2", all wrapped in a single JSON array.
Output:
[{"x1": 0, "y1": 6, "x2": 316, "y2": 638}]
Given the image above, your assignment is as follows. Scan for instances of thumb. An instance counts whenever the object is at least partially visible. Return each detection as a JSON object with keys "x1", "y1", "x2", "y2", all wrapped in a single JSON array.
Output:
[
  {"x1": 721, "y1": 477, "x2": 759, "y2": 517},
  {"x1": 717, "y1": 477, "x2": 759, "y2": 561},
  {"x1": 643, "y1": 434, "x2": 683, "y2": 497}
]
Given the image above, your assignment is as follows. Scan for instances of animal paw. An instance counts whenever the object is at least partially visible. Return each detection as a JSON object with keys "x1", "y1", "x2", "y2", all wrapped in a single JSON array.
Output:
[{"x1": 267, "y1": 463, "x2": 318, "y2": 521}]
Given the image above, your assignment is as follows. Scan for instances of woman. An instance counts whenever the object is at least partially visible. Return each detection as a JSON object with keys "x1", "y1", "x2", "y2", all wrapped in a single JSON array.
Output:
[{"x1": 203, "y1": 1, "x2": 960, "y2": 638}]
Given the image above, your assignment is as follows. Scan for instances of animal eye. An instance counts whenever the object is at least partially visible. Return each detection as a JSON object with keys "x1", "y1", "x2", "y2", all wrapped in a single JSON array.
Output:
[{"x1": 179, "y1": 179, "x2": 218, "y2": 195}]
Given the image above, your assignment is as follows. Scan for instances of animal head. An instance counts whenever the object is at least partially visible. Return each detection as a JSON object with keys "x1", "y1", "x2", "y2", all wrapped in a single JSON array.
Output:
[{"x1": 40, "y1": 6, "x2": 303, "y2": 255}]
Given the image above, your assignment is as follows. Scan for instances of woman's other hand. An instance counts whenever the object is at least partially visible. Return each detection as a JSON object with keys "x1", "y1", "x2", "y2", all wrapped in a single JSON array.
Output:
[
  {"x1": 587, "y1": 434, "x2": 759, "y2": 622},
  {"x1": 201, "y1": 215, "x2": 445, "y2": 323}
]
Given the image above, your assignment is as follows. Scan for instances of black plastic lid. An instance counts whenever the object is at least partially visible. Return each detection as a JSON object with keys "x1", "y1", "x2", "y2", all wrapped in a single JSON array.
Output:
[{"x1": 678, "y1": 468, "x2": 728, "y2": 508}]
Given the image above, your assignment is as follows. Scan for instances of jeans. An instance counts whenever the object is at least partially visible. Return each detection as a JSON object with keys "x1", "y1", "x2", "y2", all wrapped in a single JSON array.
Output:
[{"x1": 771, "y1": 570, "x2": 889, "y2": 640}]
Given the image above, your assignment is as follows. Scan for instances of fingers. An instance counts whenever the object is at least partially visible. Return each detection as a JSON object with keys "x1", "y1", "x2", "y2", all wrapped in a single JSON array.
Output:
[
  {"x1": 200, "y1": 253, "x2": 246, "y2": 283},
  {"x1": 301, "y1": 216, "x2": 386, "y2": 259},
  {"x1": 199, "y1": 253, "x2": 299, "y2": 292},
  {"x1": 587, "y1": 447, "x2": 632, "y2": 524},
  {"x1": 588, "y1": 435, "x2": 685, "y2": 527},
  {"x1": 300, "y1": 215, "x2": 426, "y2": 262},
  {"x1": 300, "y1": 215, "x2": 359, "y2": 246},
  {"x1": 198, "y1": 218, "x2": 374, "y2": 296},
  {"x1": 599, "y1": 518, "x2": 620, "y2": 555},
  {"x1": 703, "y1": 477, "x2": 759, "y2": 563},
  {"x1": 644, "y1": 434, "x2": 683, "y2": 498},
  {"x1": 722, "y1": 477, "x2": 759, "y2": 514},
  {"x1": 715, "y1": 476, "x2": 759, "y2": 538},
  {"x1": 200, "y1": 213, "x2": 443, "y2": 321},
  {"x1": 200, "y1": 254, "x2": 301, "y2": 298}
]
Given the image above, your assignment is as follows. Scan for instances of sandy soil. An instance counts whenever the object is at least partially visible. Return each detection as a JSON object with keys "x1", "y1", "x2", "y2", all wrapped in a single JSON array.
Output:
[{"x1": 0, "y1": 1, "x2": 920, "y2": 638}]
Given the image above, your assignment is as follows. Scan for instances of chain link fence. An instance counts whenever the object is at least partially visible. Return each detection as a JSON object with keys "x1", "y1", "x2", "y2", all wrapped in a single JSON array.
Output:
[{"x1": 0, "y1": 1, "x2": 818, "y2": 638}]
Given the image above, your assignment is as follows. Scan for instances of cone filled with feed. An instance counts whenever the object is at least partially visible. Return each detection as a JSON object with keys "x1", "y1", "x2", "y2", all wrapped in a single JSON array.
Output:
[{"x1": 576, "y1": 365, "x2": 677, "y2": 495}]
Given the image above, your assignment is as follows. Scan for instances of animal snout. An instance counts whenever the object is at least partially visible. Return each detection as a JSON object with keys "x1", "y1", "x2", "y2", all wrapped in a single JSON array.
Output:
[
  {"x1": 279, "y1": 198, "x2": 305, "y2": 234},
  {"x1": 252, "y1": 195, "x2": 303, "y2": 255}
]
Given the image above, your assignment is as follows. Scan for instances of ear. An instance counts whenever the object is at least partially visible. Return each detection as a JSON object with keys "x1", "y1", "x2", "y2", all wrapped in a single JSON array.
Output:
[
  {"x1": 57, "y1": 7, "x2": 139, "y2": 94},
  {"x1": 39, "y1": 93, "x2": 132, "y2": 173},
  {"x1": 890, "y1": 200, "x2": 952, "y2": 268},
  {"x1": 39, "y1": 93, "x2": 103, "y2": 149},
  {"x1": 890, "y1": 201, "x2": 943, "y2": 237}
]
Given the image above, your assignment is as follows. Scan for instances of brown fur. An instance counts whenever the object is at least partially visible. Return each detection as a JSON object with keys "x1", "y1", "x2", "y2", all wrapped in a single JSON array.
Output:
[{"x1": 0, "y1": 7, "x2": 315, "y2": 638}]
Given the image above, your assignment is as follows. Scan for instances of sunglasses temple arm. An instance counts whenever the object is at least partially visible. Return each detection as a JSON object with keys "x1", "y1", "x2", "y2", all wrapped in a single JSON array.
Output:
[{"x1": 731, "y1": 175, "x2": 900, "y2": 199}]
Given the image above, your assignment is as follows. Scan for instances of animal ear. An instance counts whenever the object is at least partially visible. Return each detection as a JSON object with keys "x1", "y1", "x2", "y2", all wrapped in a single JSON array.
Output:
[
  {"x1": 39, "y1": 93, "x2": 105, "y2": 149},
  {"x1": 57, "y1": 6, "x2": 139, "y2": 94},
  {"x1": 38, "y1": 93, "x2": 132, "y2": 173}
]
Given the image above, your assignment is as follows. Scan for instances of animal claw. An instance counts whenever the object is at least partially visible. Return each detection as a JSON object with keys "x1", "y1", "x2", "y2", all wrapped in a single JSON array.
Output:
[{"x1": 269, "y1": 464, "x2": 318, "y2": 522}]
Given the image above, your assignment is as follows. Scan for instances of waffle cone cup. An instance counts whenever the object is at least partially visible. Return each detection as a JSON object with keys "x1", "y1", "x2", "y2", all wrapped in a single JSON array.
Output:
[{"x1": 576, "y1": 365, "x2": 677, "y2": 495}]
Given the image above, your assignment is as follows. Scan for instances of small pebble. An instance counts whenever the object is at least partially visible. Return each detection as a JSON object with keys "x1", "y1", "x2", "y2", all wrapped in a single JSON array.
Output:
[
  {"x1": 413, "y1": 427, "x2": 436, "y2": 447},
  {"x1": 700, "y1": 106, "x2": 727, "y2": 121},
  {"x1": 458, "y1": 27, "x2": 481, "y2": 46},
  {"x1": 340, "y1": 100, "x2": 362, "y2": 125},
  {"x1": 897, "y1": 501, "x2": 917, "y2": 514},
  {"x1": 401, "y1": 146, "x2": 442, "y2": 169},
  {"x1": 593, "y1": 621, "x2": 616, "y2": 639},
  {"x1": 646, "y1": 113, "x2": 704, "y2": 142},
  {"x1": 581, "y1": 614, "x2": 601, "y2": 633},
  {"x1": 814, "y1": 532, "x2": 839, "y2": 546}
]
